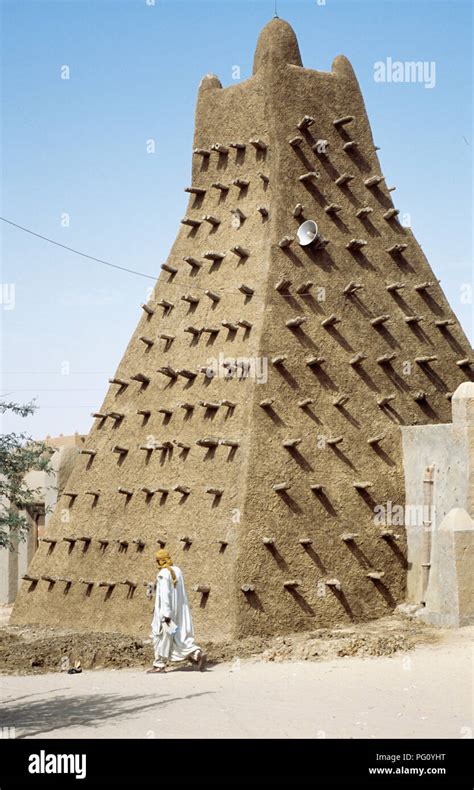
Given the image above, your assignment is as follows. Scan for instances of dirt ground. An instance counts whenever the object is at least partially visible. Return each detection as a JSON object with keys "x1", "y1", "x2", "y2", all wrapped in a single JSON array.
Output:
[
  {"x1": 0, "y1": 604, "x2": 442, "y2": 675},
  {"x1": 0, "y1": 625, "x2": 472, "y2": 739}
]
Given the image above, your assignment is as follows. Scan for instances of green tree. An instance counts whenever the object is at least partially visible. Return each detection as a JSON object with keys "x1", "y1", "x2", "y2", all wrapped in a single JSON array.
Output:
[{"x1": 0, "y1": 400, "x2": 54, "y2": 550}]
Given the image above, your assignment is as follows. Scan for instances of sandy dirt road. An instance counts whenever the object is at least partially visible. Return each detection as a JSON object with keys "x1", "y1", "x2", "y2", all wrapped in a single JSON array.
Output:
[{"x1": 0, "y1": 627, "x2": 472, "y2": 739}]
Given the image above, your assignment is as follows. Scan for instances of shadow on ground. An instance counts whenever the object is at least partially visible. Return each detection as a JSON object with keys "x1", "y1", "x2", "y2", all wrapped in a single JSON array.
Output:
[{"x1": 2, "y1": 690, "x2": 213, "y2": 738}]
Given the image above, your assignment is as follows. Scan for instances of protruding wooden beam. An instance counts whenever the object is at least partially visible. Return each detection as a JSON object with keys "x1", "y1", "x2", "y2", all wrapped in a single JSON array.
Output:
[
  {"x1": 161, "y1": 263, "x2": 177, "y2": 274},
  {"x1": 335, "y1": 173, "x2": 354, "y2": 186},
  {"x1": 364, "y1": 175, "x2": 384, "y2": 188},
  {"x1": 211, "y1": 143, "x2": 229, "y2": 154},
  {"x1": 157, "y1": 300, "x2": 174, "y2": 312},
  {"x1": 278, "y1": 235, "x2": 295, "y2": 248},
  {"x1": 185, "y1": 186, "x2": 206, "y2": 196},
  {"x1": 349, "y1": 352, "x2": 367, "y2": 365},
  {"x1": 341, "y1": 532, "x2": 359, "y2": 542},
  {"x1": 386, "y1": 282, "x2": 406, "y2": 292},
  {"x1": 386, "y1": 243, "x2": 408, "y2": 254},
  {"x1": 130, "y1": 373, "x2": 150, "y2": 385},
  {"x1": 346, "y1": 238, "x2": 367, "y2": 251},
  {"x1": 367, "y1": 434, "x2": 385, "y2": 445},
  {"x1": 221, "y1": 320, "x2": 239, "y2": 331},
  {"x1": 275, "y1": 278, "x2": 292, "y2": 293},
  {"x1": 211, "y1": 181, "x2": 229, "y2": 192},
  {"x1": 413, "y1": 391, "x2": 428, "y2": 402},
  {"x1": 376, "y1": 353, "x2": 396, "y2": 365},
  {"x1": 355, "y1": 206, "x2": 373, "y2": 218},
  {"x1": 326, "y1": 436, "x2": 343, "y2": 446},
  {"x1": 435, "y1": 319, "x2": 455, "y2": 328},
  {"x1": 158, "y1": 365, "x2": 178, "y2": 378},
  {"x1": 325, "y1": 203, "x2": 342, "y2": 215},
  {"x1": 139, "y1": 336, "x2": 154, "y2": 348},
  {"x1": 333, "y1": 394, "x2": 350, "y2": 407},
  {"x1": 371, "y1": 314, "x2": 390, "y2": 326},
  {"x1": 272, "y1": 482, "x2": 290, "y2": 492},
  {"x1": 181, "y1": 217, "x2": 201, "y2": 228},
  {"x1": 306, "y1": 356, "x2": 325, "y2": 367},
  {"x1": 109, "y1": 377, "x2": 128, "y2": 387},
  {"x1": 196, "y1": 437, "x2": 219, "y2": 448},
  {"x1": 321, "y1": 314, "x2": 340, "y2": 327},
  {"x1": 296, "y1": 281, "x2": 313, "y2": 294},
  {"x1": 174, "y1": 485, "x2": 191, "y2": 495},
  {"x1": 204, "y1": 289, "x2": 221, "y2": 302},
  {"x1": 383, "y1": 208, "x2": 399, "y2": 220},
  {"x1": 289, "y1": 136, "x2": 303, "y2": 147},
  {"x1": 206, "y1": 488, "x2": 223, "y2": 496},
  {"x1": 249, "y1": 138, "x2": 267, "y2": 150},
  {"x1": 203, "y1": 250, "x2": 225, "y2": 261},
  {"x1": 343, "y1": 281, "x2": 364, "y2": 295},
  {"x1": 377, "y1": 394, "x2": 396, "y2": 407},
  {"x1": 202, "y1": 214, "x2": 221, "y2": 228},
  {"x1": 297, "y1": 115, "x2": 315, "y2": 130},
  {"x1": 198, "y1": 400, "x2": 220, "y2": 410},
  {"x1": 286, "y1": 316, "x2": 306, "y2": 328},
  {"x1": 299, "y1": 172, "x2": 319, "y2": 183},
  {"x1": 177, "y1": 368, "x2": 197, "y2": 380},
  {"x1": 333, "y1": 115, "x2": 354, "y2": 127},
  {"x1": 232, "y1": 178, "x2": 250, "y2": 188}
]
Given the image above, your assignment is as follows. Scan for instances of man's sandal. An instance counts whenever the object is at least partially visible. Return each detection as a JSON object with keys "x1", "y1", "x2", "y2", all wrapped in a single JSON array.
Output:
[{"x1": 146, "y1": 666, "x2": 166, "y2": 673}]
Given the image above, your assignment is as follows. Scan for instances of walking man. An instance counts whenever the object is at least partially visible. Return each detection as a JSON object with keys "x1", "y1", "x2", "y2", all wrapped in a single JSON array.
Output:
[{"x1": 148, "y1": 549, "x2": 207, "y2": 673}]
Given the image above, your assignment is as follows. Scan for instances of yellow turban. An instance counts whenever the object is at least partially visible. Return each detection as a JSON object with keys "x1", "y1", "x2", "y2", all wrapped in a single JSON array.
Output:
[{"x1": 155, "y1": 549, "x2": 177, "y2": 586}]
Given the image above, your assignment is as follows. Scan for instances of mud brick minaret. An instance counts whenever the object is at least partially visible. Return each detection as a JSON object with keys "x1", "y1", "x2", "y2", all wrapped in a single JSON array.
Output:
[{"x1": 12, "y1": 19, "x2": 472, "y2": 641}]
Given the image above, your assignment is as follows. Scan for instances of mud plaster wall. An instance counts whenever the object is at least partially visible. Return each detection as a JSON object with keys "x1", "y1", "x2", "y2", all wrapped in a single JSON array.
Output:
[
  {"x1": 11, "y1": 20, "x2": 473, "y2": 642},
  {"x1": 401, "y1": 415, "x2": 473, "y2": 604}
]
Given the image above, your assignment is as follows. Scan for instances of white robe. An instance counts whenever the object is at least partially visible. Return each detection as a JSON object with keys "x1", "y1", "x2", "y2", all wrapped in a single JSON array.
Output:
[{"x1": 151, "y1": 565, "x2": 200, "y2": 663}]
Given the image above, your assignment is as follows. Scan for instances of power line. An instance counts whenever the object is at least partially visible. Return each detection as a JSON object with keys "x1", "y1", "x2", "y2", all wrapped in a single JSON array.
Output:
[
  {"x1": 0, "y1": 216, "x2": 157, "y2": 281},
  {"x1": 0, "y1": 216, "x2": 318, "y2": 302}
]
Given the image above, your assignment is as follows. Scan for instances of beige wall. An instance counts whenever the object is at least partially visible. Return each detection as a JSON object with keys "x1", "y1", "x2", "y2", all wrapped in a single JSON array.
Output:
[{"x1": 0, "y1": 438, "x2": 82, "y2": 604}]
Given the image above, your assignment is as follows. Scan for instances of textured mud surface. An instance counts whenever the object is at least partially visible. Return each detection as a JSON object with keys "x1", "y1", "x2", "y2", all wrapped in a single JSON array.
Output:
[{"x1": 0, "y1": 614, "x2": 439, "y2": 675}]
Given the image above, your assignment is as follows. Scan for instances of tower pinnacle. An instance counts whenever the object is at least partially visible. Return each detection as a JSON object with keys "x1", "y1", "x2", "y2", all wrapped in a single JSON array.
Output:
[{"x1": 253, "y1": 18, "x2": 303, "y2": 74}]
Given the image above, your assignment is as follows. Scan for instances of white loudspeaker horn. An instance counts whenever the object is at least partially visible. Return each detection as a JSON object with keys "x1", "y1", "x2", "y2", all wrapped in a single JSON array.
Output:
[{"x1": 297, "y1": 219, "x2": 319, "y2": 246}]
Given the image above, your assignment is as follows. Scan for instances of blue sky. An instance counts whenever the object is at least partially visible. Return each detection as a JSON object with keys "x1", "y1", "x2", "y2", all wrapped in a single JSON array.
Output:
[{"x1": 1, "y1": 0, "x2": 472, "y2": 439}]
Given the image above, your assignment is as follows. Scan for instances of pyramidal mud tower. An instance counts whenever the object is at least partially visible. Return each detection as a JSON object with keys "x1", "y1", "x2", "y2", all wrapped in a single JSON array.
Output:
[{"x1": 12, "y1": 19, "x2": 472, "y2": 642}]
